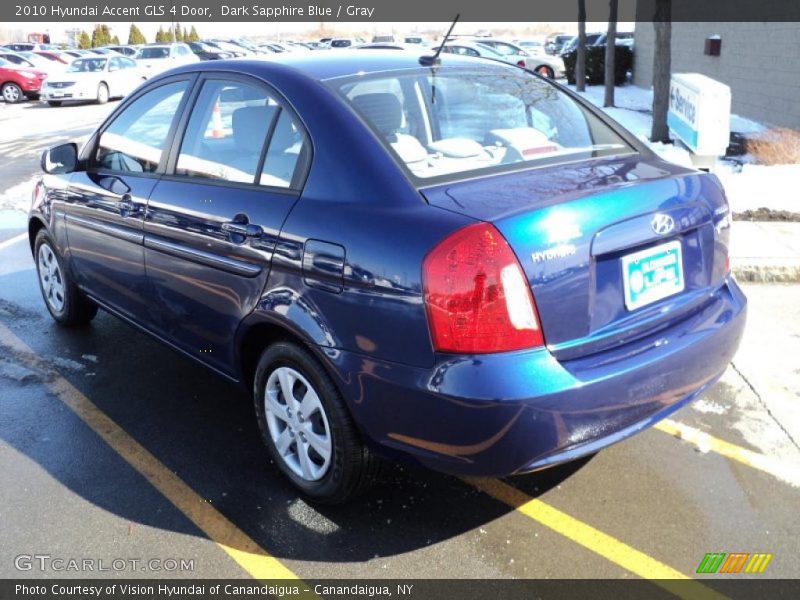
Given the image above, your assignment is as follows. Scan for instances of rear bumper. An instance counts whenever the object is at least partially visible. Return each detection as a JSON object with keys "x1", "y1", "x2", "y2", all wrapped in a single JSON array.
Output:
[{"x1": 327, "y1": 277, "x2": 747, "y2": 476}]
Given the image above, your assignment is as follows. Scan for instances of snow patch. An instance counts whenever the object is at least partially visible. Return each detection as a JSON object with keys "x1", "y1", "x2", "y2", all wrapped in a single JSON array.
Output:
[
  {"x1": 0, "y1": 175, "x2": 39, "y2": 213},
  {"x1": 692, "y1": 399, "x2": 728, "y2": 415},
  {"x1": 50, "y1": 357, "x2": 85, "y2": 372}
]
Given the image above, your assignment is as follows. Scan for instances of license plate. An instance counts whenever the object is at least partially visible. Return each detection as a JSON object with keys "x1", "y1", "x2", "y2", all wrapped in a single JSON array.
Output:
[
  {"x1": 51, "y1": 93, "x2": 65, "y2": 98},
  {"x1": 621, "y1": 240, "x2": 684, "y2": 310}
]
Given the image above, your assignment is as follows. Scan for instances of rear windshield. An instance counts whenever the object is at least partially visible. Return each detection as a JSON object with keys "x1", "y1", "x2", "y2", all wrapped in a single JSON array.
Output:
[{"x1": 333, "y1": 65, "x2": 634, "y2": 182}]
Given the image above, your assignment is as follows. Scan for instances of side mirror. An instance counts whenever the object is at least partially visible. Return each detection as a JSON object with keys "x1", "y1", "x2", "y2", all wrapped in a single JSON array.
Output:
[{"x1": 41, "y1": 142, "x2": 78, "y2": 174}]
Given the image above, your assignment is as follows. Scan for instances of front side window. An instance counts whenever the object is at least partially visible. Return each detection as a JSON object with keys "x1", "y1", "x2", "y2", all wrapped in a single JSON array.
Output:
[
  {"x1": 176, "y1": 79, "x2": 305, "y2": 188},
  {"x1": 95, "y1": 81, "x2": 188, "y2": 173},
  {"x1": 335, "y1": 66, "x2": 633, "y2": 181}
]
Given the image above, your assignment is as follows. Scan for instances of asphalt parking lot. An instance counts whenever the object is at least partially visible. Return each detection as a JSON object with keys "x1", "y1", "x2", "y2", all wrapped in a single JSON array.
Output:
[{"x1": 1, "y1": 99, "x2": 799, "y2": 588}]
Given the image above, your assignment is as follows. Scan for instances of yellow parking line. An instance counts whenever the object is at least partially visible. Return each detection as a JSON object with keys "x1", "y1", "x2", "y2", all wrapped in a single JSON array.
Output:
[
  {"x1": 468, "y1": 478, "x2": 726, "y2": 600},
  {"x1": 0, "y1": 322, "x2": 303, "y2": 583},
  {"x1": 654, "y1": 418, "x2": 792, "y2": 483}
]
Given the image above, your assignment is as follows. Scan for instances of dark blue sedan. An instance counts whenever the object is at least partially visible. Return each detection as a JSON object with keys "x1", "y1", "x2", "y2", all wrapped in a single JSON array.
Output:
[{"x1": 30, "y1": 51, "x2": 746, "y2": 502}]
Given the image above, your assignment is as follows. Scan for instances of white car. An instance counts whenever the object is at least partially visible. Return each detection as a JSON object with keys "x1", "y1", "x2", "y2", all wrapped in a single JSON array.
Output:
[
  {"x1": 134, "y1": 44, "x2": 199, "y2": 75},
  {"x1": 41, "y1": 56, "x2": 145, "y2": 106},
  {"x1": 470, "y1": 38, "x2": 565, "y2": 78}
]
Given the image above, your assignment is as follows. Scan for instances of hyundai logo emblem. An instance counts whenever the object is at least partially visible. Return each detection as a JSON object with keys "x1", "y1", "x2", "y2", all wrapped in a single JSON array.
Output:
[{"x1": 651, "y1": 214, "x2": 675, "y2": 236}]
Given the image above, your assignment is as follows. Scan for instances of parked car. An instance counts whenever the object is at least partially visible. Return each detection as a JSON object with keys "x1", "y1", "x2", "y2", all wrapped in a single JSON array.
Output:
[
  {"x1": 372, "y1": 35, "x2": 395, "y2": 43},
  {"x1": 204, "y1": 40, "x2": 251, "y2": 57},
  {"x1": 403, "y1": 36, "x2": 425, "y2": 45},
  {"x1": 104, "y1": 45, "x2": 139, "y2": 57},
  {"x1": 31, "y1": 53, "x2": 746, "y2": 503},
  {"x1": 41, "y1": 56, "x2": 144, "y2": 106},
  {"x1": 353, "y1": 43, "x2": 421, "y2": 51},
  {"x1": 0, "y1": 57, "x2": 46, "y2": 102},
  {"x1": 0, "y1": 50, "x2": 63, "y2": 76},
  {"x1": 471, "y1": 38, "x2": 565, "y2": 78},
  {"x1": 514, "y1": 39, "x2": 545, "y2": 53},
  {"x1": 33, "y1": 50, "x2": 71, "y2": 65},
  {"x1": 134, "y1": 44, "x2": 199, "y2": 75},
  {"x1": 188, "y1": 41, "x2": 233, "y2": 60},
  {"x1": 544, "y1": 34, "x2": 573, "y2": 55},
  {"x1": 3, "y1": 42, "x2": 52, "y2": 52},
  {"x1": 560, "y1": 33, "x2": 604, "y2": 56},
  {"x1": 62, "y1": 50, "x2": 91, "y2": 59},
  {"x1": 88, "y1": 48, "x2": 124, "y2": 57},
  {"x1": 441, "y1": 40, "x2": 508, "y2": 60},
  {"x1": 329, "y1": 38, "x2": 357, "y2": 49}
]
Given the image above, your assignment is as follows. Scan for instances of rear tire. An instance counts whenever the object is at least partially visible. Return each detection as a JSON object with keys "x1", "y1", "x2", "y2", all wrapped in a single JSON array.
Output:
[
  {"x1": 96, "y1": 83, "x2": 109, "y2": 104},
  {"x1": 34, "y1": 230, "x2": 98, "y2": 326},
  {"x1": 2, "y1": 82, "x2": 23, "y2": 104},
  {"x1": 253, "y1": 341, "x2": 380, "y2": 504}
]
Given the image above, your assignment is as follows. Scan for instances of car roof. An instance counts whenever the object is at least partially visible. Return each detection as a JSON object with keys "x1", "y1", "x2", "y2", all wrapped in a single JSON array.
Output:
[{"x1": 192, "y1": 50, "x2": 493, "y2": 81}]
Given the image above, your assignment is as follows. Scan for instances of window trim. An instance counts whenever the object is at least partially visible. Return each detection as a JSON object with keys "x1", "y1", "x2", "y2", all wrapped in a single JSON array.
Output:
[
  {"x1": 163, "y1": 71, "x2": 311, "y2": 194},
  {"x1": 80, "y1": 73, "x2": 199, "y2": 179}
]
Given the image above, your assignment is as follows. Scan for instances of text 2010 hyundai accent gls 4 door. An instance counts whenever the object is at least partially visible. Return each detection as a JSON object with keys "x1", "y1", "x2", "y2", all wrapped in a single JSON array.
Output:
[{"x1": 30, "y1": 52, "x2": 746, "y2": 503}]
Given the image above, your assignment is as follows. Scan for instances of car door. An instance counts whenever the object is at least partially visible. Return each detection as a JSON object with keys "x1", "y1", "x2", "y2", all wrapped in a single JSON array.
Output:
[
  {"x1": 143, "y1": 74, "x2": 310, "y2": 375},
  {"x1": 64, "y1": 77, "x2": 192, "y2": 322}
]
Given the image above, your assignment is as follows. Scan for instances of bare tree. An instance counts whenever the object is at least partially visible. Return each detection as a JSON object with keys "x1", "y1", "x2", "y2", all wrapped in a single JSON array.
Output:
[
  {"x1": 576, "y1": 0, "x2": 587, "y2": 92},
  {"x1": 604, "y1": 0, "x2": 618, "y2": 107},
  {"x1": 650, "y1": 0, "x2": 672, "y2": 143}
]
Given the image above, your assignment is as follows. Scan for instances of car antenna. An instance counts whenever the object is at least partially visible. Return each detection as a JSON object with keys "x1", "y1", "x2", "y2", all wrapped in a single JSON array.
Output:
[{"x1": 419, "y1": 14, "x2": 460, "y2": 67}]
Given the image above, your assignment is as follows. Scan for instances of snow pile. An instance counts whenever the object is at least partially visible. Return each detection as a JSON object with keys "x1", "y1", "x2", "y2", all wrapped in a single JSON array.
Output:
[{"x1": 572, "y1": 83, "x2": 798, "y2": 214}]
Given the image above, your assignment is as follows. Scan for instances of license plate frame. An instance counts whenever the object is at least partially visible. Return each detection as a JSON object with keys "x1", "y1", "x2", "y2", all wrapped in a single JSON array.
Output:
[{"x1": 621, "y1": 240, "x2": 684, "y2": 311}]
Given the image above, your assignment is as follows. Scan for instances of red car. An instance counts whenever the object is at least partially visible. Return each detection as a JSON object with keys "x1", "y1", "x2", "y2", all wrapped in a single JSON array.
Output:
[
  {"x1": 33, "y1": 50, "x2": 70, "y2": 65},
  {"x1": 0, "y1": 58, "x2": 47, "y2": 103}
]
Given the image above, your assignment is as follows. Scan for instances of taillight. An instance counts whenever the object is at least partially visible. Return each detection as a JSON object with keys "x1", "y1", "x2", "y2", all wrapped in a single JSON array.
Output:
[{"x1": 423, "y1": 222, "x2": 544, "y2": 353}]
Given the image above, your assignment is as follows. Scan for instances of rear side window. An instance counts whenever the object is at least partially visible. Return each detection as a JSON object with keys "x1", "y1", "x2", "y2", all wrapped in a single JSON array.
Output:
[
  {"x1": 95, "y1": 81, "x2": 188, "y2": 173},
  {"x1": 176, "y1": 78, "x2": 306, "y2": 188}
]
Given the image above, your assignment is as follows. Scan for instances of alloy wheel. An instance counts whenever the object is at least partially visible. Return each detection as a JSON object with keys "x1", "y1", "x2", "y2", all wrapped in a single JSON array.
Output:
[
  {"x1": 3, "y1": 84, "x2": 21, "y2": 103},
  {"x1": 264, "y1": 366, "x2": 332, "y2": 481},
  {"x1": 37, "y1": 243, "x2": 66, "y2": 313}
]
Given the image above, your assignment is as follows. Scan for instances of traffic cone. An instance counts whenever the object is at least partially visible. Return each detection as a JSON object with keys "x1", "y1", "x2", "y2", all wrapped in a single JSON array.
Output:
[{"x1": 210, "y1": 100, "x2": 225, "y2": 138}]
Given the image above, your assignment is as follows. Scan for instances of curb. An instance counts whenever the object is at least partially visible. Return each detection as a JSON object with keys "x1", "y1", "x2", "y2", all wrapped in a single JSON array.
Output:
[{"x1": 732, "y1": 262, "x2": 800, "y2": 283}]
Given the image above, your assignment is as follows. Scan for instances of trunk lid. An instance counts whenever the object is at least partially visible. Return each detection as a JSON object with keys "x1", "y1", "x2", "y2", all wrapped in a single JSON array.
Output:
[{"x1": 421, "y1": 155, "x2": 732, "y2": 359}]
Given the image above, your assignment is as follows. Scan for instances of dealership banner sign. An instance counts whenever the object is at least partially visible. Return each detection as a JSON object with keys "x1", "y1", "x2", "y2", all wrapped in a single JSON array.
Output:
[{"x1": 4, "y1": 0, "x2": 800, "y2": 22}]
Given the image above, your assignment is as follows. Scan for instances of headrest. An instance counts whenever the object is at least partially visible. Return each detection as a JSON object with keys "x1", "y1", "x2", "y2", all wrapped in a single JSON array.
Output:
[{"x1": 351, "y1": 93, "x2": 402, "y2": 137}]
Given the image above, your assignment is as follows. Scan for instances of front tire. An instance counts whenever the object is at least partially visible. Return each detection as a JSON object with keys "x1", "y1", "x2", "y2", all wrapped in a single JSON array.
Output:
[
  {"x1": 2, "y1": 82, "x2": 23, "y2": 104},
  {"x1": 254, "y1": 341, "x2": 380, "y2": 503},
  {"x1": 34, "y1": 230, "x2": 97, "y2": 326}
]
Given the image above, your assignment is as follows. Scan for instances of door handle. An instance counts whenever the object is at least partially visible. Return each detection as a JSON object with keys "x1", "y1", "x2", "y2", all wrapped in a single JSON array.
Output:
[
  {"x1": 222, "y1": 221, "x2": 263, "y2": 239},
  {"x1": 116, "y1": 193, "x2": 136, "y2": 213}
]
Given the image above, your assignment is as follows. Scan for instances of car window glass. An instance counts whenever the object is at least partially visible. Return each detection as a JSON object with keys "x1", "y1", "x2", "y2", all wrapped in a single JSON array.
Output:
[
  {"x1": 260, "y1": 109, "x2": 305, "y2": 187},
  {"x1": 337, "y1": 67, "x2": 633, "y2": 181},
  {"x1": 96, "y1": 81, "x2": 188, "y2": 173},
  {"x1": 176, "y1": 80, "x2": 277, "y2": 184}
]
